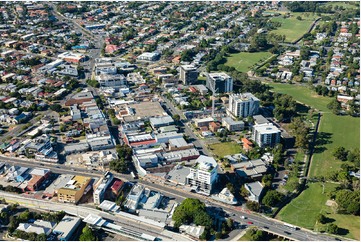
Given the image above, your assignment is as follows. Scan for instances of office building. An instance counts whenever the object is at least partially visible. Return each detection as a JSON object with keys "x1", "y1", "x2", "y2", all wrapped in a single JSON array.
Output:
[
  {"x1": 58, "y1": 175, "x2": 91, "y2": 204},
  {"x1": 179, "y1": 65, "x2": 198, "y2": 85},
  {"x1": 206, "y1": 72, "x2": 233, "y2": 93},
  {"x1": 252, "y1": 123, "x2": 281, "y2": 148},
  {"x1": 228, "y1": 93, "x2": 260, "y2": 118}
]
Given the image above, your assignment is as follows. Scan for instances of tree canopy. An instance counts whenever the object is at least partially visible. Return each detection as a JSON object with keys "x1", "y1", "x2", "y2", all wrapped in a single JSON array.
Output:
[{"x1": 172, "y1": 198, "x2": 212, "y2": 228}]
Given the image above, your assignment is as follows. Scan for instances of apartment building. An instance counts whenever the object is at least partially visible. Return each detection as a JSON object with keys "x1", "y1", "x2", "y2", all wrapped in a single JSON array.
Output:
[
  {"x1": 252, "y1": 123, "x2": 281, "y2": 148},
  {"x1": 228, "y1": 93, "x2": 260, "y2": 118},
  {"x1": 179, "y1": 65, "x2": 198, "y2": 85},
  {"x1": 206, "y1": 72, "x2": 233, "y2": 93},
  {"x1": 93, "y1": 172, "x2": 114, "y2": 205},
  {"x1": 186, "y1": 155, "x2": 218, "y2": 195}
]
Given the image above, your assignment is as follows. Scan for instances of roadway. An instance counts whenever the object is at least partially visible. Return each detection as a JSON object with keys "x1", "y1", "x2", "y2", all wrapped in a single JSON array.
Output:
[
  {"x1": 161, "y1": 94, "x2": 209, "y2": 156},
  {"x1": 0, "y1": 191, "x2": 184, "y2": 241},
  {"x1": 0, "y1": 155, "x2": 341, "y2": 241}
]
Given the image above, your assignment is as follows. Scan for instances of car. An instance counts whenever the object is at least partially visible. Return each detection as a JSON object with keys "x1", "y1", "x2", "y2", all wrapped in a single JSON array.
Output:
[
  {"x1": 241, "y1": 216, "x2": 247, "y2": 219},
  {"x1": 284, "y1": 231, "x2": 291, "y2": 235},
  {"x1": 56, "y1": 166, "x2": 60, "y2": 168},
  {"x1": 247, "y1": 221, "x2": 253, "y2": 225},
  {"x1": 264, "y1": 226, "x2": 269, "y2": 229}
]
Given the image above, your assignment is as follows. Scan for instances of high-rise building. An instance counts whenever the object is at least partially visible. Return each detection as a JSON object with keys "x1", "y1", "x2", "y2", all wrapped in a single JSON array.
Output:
[
  {"x1": 179, "y1": 65, "x2": 198, "y2": 85},
  {"x1": 206, "y1": 72, "x2": 233, "y2": 93},
  {"x1": 186, "y1": 155, "x2": 218, "y2": 195},
  {"x1": 228, "y1": 93, "x2": 260, "y2": 118},
  {"x1": 252, "y1": 123, "x2": 281, "y2": 147}
]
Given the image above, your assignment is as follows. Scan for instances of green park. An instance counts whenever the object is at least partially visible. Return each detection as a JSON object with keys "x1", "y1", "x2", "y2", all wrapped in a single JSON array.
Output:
[
  {"x1": 269, "y1": 12, "x2": 322, "y2": 43},
  {"x1": 224, "y1": 52, "x2": 272, "y2": 73},
  {"x1": 268, "y1": 83, "x2": 360, "y2": 240}
]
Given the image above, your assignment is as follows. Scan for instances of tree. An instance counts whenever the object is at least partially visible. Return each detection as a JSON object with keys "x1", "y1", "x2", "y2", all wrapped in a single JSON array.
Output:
[
  {"x1": 326, "y1": 223, "x2": 339, "y2": 234},
  {"x1": 246, "y1": 201, "x2": 260, "y2": 212},
  {"x1": 172, "y1": 198, "x2": 210, "y2": 228},
  {"x1": 226, "y1": 218, "x2": 234, "y2": 230},
  {"x1": 261, "y1": 190, "x2": 284, "y2": 207},
  {"x1": 109, "y1": 159, "x2": 128, "y2": 173},
  {"x1": 335, "y1": 190, "x2": 360, "y2": 215},
  {"x1": 316, "y1": 214, "x2": 327, "y2": 224},
  {"x1": 240, "y1": 185, "x2": 250, "y2": 198},
  {"x1": 50, "y1": 104, "x2": 62, "y2": 112},
  {"x1": 194, "y1": 210, "x2": 212, "y2": 228},
  {"x1": 333, "y1": 147, "x2": 348, "y2": 161},
  {"x1": 327, "y1": 99, "x2": 341, "y2": 115},
  {"x1": 79, "y1": 225, "x2": 97, "y2": 241},
  {"x1": 226, "y1": 183, "x2": 235, "y2": 194},
  {"x1": 172, "y1": 114, "x2": 180, "y2": 122},
  {"x1": 262, "y1": 174, "x2": 273, "y2": 188}
]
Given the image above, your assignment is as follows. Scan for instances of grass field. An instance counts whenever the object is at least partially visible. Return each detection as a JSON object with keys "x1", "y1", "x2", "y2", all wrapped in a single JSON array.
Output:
[
  {"x1": 267, "y1": 83, "x2": 360, "y2": 177},
  {"x1": 225, "y1": 52, "x2": 272, "y2": 73},
  {"x1": 277, "y1": 183, "x2": 359, "y2": 240},
  {"x1": 269, "y1": 12, "x2": 321, "y2": 42},
  {"x1": 209, "y1": 142, "x2": 241, "y2": 158},
  {"x1": 269, "y1": 83, "x2": 360, "y2": 239},
  {"x1": 323, "y1": 1, "x2": 360, "y2": 10}
]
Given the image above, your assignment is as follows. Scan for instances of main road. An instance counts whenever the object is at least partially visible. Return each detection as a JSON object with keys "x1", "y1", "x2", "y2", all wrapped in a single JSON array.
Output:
[{"x1": 0, "y1": 155, "x2": 341, "y2": 241}]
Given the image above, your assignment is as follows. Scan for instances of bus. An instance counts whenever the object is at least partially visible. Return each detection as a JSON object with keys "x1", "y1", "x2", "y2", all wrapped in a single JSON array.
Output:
[{"x1": 283, "y1": 223, "x2": 299, "y2": 230}]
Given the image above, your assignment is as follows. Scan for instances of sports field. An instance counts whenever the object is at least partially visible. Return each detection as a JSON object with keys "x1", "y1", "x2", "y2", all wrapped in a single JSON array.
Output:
[
  {"x1": 270, "y1": 12, "x2": 321, "y2": 42},
  {"x1": 225, "y1": 52, "x2": 272, "y2": 73}
]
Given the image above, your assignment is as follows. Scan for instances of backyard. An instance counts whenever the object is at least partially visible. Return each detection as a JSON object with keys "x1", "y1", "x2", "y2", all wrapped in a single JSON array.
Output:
[
  {"x1": 269, "y1": 12, "x2": 322, "y2": 43},
  {"x1": 225, "y1": 52, "x2": 272, "y2": 73},
  {"x1": 209, "y1": 142, "x2": 242, "y2": 158}
]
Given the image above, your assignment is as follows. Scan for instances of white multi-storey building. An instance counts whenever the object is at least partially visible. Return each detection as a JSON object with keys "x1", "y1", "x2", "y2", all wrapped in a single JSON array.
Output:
[
  {"x1": 186, "y1": 155, "x2": 218, "y2": 195},
  {"x1": 252, "y1": 123, "x2": 281, "y2": 147},
  {"x1": 93, "y1": 172, "x2": 114, "y2": 205},
  {"x1": 228, "y1": 93, "x2": 260, "y2": 118}
]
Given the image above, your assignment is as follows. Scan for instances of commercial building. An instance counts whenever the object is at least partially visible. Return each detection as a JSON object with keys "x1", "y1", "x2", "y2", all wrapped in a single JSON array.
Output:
[
  {"x1": 252, "y1": 123, "x2": 281, "y2": 147},
  {"x1": 233, "y1": 159, "x2": 268, "y2": 180},
  {"x1": 58, "y1": 52, "x2": 86, "y2": 63},
  {"x1": 194, "y1": 117, "x2": 214, "y2": 128},
  {"x1": 124, "y1": 184, "x2": 145, "y2": 212},
  {"x1": 149, "y1": 116, "x2": 174, "y2": 129},
  {"x1": 228, "y1": 93, "x2": 260, "y2": 118},
  {"x1": 168, "y1": 137, "x2": 194, "y2": 151},
  {"x1": 206, "y1": 72, "x2": 233, "y2": 93},
  {"x1": 110, "y1": 179, "x2": 124, "y2": 197},
  {"x1": 58, "y1": 175, "x2": 91, "y2": 204},
  {"x1": 95, "y1": 73, "x2": 127, "y2": 88},
  {"x1": 186, "y1": 155, "x2": 218, "y2": 195},
  {"x1": 222, "y1": 117, "x2": 244, "y2": 131},
  {"x1": 93, "y1": 171, "x2": 114, "y2": 205},
  {"x1": 53, "y1": 215, "x2": 81, "y2": 241},
  {"x1": 27, "y1": 168, "x2": 51, "y2": 191},
  {"x1": 137, "y1": 52, "x2": 160, "y2": 61},
  {"x1": 155, "y1": 131, "x2": 183, "y2": 144},
  {"x1": 179, "y1": 65, "x2": 198, "y2": 85},
  {"x1": 244, "y1": 181, "x2": 264, "y2": 203},
  {"x1": 162, "y1": 148, "x2": 200, "y2": 163},
  {"x1": 65, "y1": 91, "x2": 93, "y2": 106}
]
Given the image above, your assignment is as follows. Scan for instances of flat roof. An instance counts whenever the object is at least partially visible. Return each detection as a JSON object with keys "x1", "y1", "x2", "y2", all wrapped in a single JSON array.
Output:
[
  {"x1": 123, "y1": 101, "x2": 167, "y2": 122},
  {"x1": 53, "y1": 215, "x2": 81, "y2": 239},
  {"x1": 253, "y1": 123, "x2": 280, "y2": 134}
]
